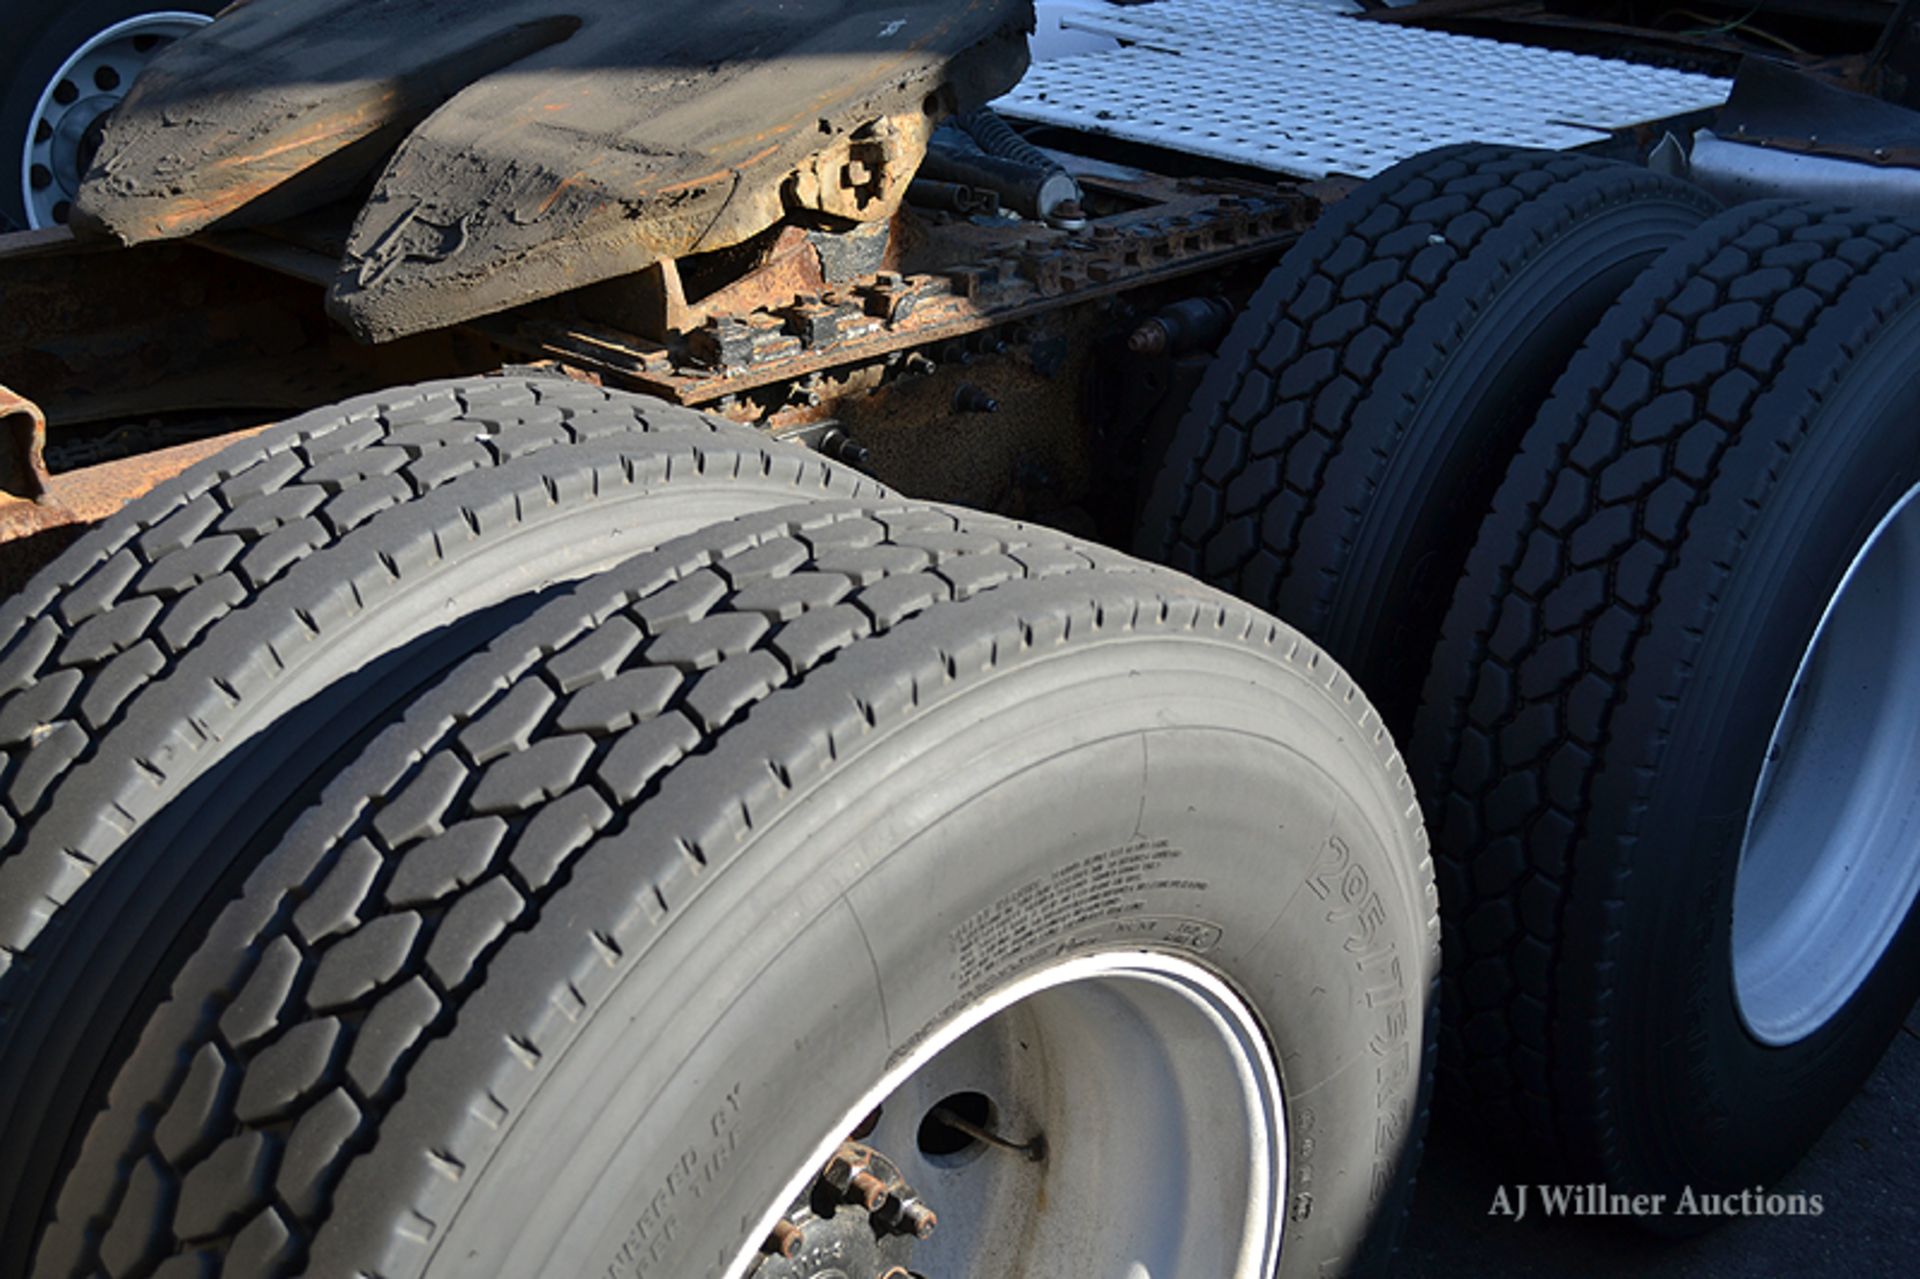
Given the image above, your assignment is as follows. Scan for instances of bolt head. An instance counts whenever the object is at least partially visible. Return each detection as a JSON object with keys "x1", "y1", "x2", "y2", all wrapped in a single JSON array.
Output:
[{"x1": 849, "y1": 1169, "x2": 890, "y2": 1211}]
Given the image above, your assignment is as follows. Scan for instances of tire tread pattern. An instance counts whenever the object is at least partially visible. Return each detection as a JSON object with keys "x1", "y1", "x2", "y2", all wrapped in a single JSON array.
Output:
[
  {"x1": 1140, "y1": 145, "x2": 1695, "y2": 640},
  {"x1": 1412, "y1": 203, "x2": 1920, "y2": 1168},
  {"x1": 42, "y1": 501, "x2": 1437, "y2": 1279},
  {"x1": 0, "y1": 377, "x2": 866, "y2": 978}
]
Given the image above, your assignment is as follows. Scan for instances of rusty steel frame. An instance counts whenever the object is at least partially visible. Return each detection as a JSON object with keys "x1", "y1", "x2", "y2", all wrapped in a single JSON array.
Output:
[
  {"x1": 0, "y1": 386, "x2": 49, "y2": 500},
  {"x1": 1, "y1": 54, "x2": 1321, "y2": 575},
  {"x1": 0, "y1": 169, "x2": 1308, "y2": 554},
  {"x1": 494, "y1": 182, "x2": 1312, "y2": 409},
  {"x1": 1, "y1": 385, "x2": 56, "y2": 542}
]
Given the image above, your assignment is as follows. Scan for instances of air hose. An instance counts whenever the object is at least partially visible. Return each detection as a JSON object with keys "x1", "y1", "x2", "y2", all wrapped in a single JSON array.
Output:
[{"x1": 920, "y1": 108, "x2": 1084, "y2": 223}]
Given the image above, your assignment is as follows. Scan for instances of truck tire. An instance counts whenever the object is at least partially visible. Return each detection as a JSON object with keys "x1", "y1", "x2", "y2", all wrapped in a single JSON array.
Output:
[
  {"x1": 1414, "y1": 203, "x2": 1920, "y2": 1205},
  {"x1": 1138, "y1": 144, "x2": 1715, "y2": 726},
  {"x1": 2, "y1": 2, "x2": 221, "y2": 229},
  {"x1": 36, "y1": 500, "x2": 1438, "y2": 1279},
  {"x1": 0, "y1": 377, "x2": 880, "y2": 1273}
]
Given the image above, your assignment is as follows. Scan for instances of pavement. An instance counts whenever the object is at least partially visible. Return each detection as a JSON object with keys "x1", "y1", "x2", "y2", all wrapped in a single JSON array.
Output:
[{"x1": 1398, "y1": 1005, "x2": 1920, "y2": 1277}]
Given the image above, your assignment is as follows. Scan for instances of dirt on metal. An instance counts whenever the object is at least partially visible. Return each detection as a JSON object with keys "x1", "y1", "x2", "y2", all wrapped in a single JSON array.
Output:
[{"x1": 76, "y1": 0, "x2": 1036, "y2": 342}]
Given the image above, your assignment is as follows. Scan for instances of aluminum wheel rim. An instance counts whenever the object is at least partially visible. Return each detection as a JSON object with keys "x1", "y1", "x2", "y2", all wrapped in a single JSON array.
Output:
[
  {"x1": 1735, "y1": 482, "x2": 1920, "y2": 1047},
  {"x1": 19, "y1": 11, "x2": 213, "y2": 228},
  {"x1": 724, "y1": 951, "x2": 1286, "y2": 1279}
]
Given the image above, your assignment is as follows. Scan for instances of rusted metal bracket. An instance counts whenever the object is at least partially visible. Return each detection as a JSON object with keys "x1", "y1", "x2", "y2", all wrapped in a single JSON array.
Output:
[
  {"x1": 0, "y1": 384, "x2": 65, "y2": 542},
  {"x1": 0, "y1": 384, "x2": 50, "y2": 502},
  {"x1": 497, "y1": 184, "x2": 1313, "y2": 409}
]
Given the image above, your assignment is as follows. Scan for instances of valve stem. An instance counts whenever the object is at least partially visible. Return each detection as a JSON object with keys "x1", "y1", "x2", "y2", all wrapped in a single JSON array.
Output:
[{"x1": 929, "y1": 1105, "x2": 1047, "y2": 1162}]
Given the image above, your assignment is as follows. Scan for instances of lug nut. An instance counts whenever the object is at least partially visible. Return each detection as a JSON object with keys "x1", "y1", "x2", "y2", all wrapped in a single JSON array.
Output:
[
  {"x1": 873, "y1": 1193, "x2": 937, "y2": 1238},
  {"x1": 849, "y1": 1169, "x2": 891, "y2": 1211},
  {"x1": 902, "y1": 1201, "x2": 938, "y2": 1240},
  {"x1": 822, "y1": 1152, "x2": 856, "y2": 1193},
  {"x1": 766, "y1": 1219, "x2": 805, "y2": 1259}
]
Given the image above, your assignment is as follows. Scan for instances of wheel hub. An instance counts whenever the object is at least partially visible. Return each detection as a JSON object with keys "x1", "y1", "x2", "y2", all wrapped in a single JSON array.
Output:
[
  {"x1": 725, "y1": 952, "x2": 1286, "y2": 1279},
  {"x1": 20, "y1": 11, "x2": 214, "y2": 228},
  {"x1": 752, "y1": 1143, "x2": 937, "y2": 1279},
  {"x1": 1735, "y1": 480, "x2": 1920, "y2": 1046}
]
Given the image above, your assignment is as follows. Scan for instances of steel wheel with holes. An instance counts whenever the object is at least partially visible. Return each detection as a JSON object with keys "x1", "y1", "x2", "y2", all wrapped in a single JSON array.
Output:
[
  {"x1": 1734, "y1": 481, "x2": 1920, "y2": 1048},
  {"x1": 741, "y1": 951, "x2": 1284, "y2": 1279},
  {"x1": 34, "y1": 500, "x2": 1437, "y2": 1279},
  {"x1": 3, "y1": 3, "x2": 219, "y2": 230},
  {"x1": 1415, "y1": 202, "x2": 1920, "y2": 1211}
]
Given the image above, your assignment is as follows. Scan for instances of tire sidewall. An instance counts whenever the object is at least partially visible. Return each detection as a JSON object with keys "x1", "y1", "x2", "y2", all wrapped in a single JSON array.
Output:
[
  {"x1": 329, "y1": 632, "x2": 1433, "y2": 1279},
  {"x1": 1589, "y1": 298, "x2": 1920, "y2": 1197}
]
